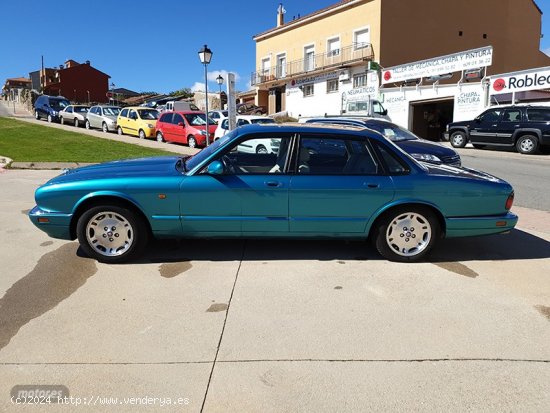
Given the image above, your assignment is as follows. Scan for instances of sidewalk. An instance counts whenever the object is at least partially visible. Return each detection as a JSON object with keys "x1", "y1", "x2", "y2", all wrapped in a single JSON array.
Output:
[{"x1": 0, "y1": 99, "x2": 33, "y2": 119}]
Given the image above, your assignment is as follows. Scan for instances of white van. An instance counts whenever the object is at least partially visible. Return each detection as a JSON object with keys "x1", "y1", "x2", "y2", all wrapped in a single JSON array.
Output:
[{"x1": 165, "y1": 101, "x2": 200, "y2": 112}]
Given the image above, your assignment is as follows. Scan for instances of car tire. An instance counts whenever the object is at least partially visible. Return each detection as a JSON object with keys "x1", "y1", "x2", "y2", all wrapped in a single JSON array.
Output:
[
  {"x1": 450, "y1": 131, "x2": 467, "y2": 148},
  {"x1": 472, "y1": 144, "x2": 485, "y2": 149},
  {"x1": 256, "y1": 144, "x2": 268, "y2": 154},
  {"x1": 138, "y1": 129, "x2": 146, "y2": 139},
  {"x1": 516, "y1": 135, "x2": 539, "y2": 154},
  {"x1": 188, "y1": 136, "x2": 197, "y2": 148},
  {"x1": 156, "y1": 131, "x2": 165, "y2": 142},
  {"x1": 47, "y1": 114, "x2": 53, "y2": 123},
  {"x1": 85, "y1": 120, "x2": 91, "y2": 130},
  {"x1": 102, "y1": 122, "x2": 108, "y2": 133},
  {"x1": 76, "y1": 204, "x2": 149, "y2": 264},
  {"x1": 374, "y1": 206, "x2": 440, "y2": 262},
  {"x1": 35, "y1": 111, "x2": 40, "y2": 120},
  {"x1": 74, "y1": 118, "x2": 79, "y2": 127},
  {"x1": 60, "y1": 116, "x2": 64, "y2": 125},
  {"x1": 117, "y1": 126, "x2": 123, "y2": 136}
]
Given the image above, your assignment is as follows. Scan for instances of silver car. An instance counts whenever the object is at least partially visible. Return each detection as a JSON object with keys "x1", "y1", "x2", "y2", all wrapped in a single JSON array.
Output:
[{"x1": 85, "y1": 105, "x2": 121, "y2": 133}]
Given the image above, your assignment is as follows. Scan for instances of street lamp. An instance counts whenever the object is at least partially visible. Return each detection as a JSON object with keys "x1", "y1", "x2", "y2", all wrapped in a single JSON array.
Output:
[
  {"x1": 87, "y1": 90, "x2": 90, "y2": 104},
  {"x1": 198, "y1": 44, "x2": 213, "y2": 145},
  {"x1": 216, "y1": 74, "x2": 224, "y2": 109},
  {"x1": 110, "y1": 82, "x2": 116, "y2": 105}
]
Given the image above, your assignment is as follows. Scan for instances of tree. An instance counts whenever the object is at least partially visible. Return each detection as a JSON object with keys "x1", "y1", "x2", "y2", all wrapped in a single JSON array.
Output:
[{"x1": 168, "y1": 88, "x2": 194, "y2": 98}]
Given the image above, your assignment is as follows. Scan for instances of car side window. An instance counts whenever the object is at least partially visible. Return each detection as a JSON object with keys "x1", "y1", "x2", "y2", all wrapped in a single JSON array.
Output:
[
  {"x1": 66, "y1": 106, "x2": 73, "y2": 113},
  {"x1": 526, "y1": 108, "x2": 550, "y2": 122},
  {"x1": 172, "y1": 114, "x2": 183, "y2": 125},
  {"x1": 129, "y1": 110, "x2": 137, "y2": 120},
  {"x1": 215, "y1": 135, "x2": 290, "y2": 175},
  {"x1": 479, "y1": 109, "x2": 502, "y2": 123},
  {"x1": 237, "y1": 119, "x2": 249, "y2": 127},
  {"x1": 120, "y1": 108, "x2": 128, "y2": 118},
  {"x1": 372, "y1": 141, "x2": 409, "y2": 175},
  {"x1": 160, "y1": 113, "x2": 172, "y2": 123},
  {"x1": 97, "y1": 108, "x2": 102, "y2": 116},
  {"x1": 298, "y1": 136, "x2": 378, "y2": 175},
  {"x1": 502, "y1": 109, "x2": 521, "y2": 122},
  {"x1": 221, "y1": 119, "x2": 229, "y2": 129}
]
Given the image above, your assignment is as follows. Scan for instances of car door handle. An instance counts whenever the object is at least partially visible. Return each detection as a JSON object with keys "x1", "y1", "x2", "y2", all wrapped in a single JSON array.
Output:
[
  {"x1": 492, "y1": 124, "x2": 498, "y2": 127},
  {"x1": 265, "y1": 181, "x2": 283, "y2": 188},
  {"x1": 365, "y1": 183, "x2": 380, "y2": 189}
]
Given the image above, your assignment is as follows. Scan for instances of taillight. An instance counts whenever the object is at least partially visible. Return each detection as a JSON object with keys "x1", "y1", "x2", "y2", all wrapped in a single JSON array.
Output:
[{"x1": 505, "y1": 192, "x2": 514, "y2": 210}]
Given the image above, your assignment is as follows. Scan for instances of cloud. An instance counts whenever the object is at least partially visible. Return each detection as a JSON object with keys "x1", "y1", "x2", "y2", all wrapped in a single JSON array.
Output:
[
  {"x1": 207, "y1": 70, "x2": 241, "y2": 83},
  {"x1": 190, "y1": 82, "x2": 205, "y2": 92}
]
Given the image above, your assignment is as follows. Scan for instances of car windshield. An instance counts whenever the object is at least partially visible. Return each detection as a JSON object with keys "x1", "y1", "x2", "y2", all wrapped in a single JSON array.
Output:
[
  {"x1": 103, "y1": 107, "x2": 120, "y2": 116},
  {"x1": 366, "y1": 123, "x2": 418, "y2": 142},
  {"x1": 184, "y1": 113, "x2": 215, "y2": 126},
  {"x1": 137, "y1": 109, "x2": 159, "y2": 120},
  {"x1": 185, "y1": 130, "x2": 237, "y2": 172},
  {"x1": 250, "y1": 118, "x2": 275, "y2": 124},
  {"x1": 74, "y1": 106, "x2": 89, "y2": 113},
  {"x1": 50, "y1": 99, "x2": 70, "y2": 110}
]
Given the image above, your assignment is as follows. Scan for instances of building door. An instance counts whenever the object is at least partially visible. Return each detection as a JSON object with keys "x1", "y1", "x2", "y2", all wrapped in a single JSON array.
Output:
[{"x1": 410, "y1": 98, "x2": 454, "y2": 141}]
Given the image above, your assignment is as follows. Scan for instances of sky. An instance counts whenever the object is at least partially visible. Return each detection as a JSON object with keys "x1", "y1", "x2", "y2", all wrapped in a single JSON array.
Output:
[{"x1": 2, "y1": 0, "x2": 550, "y2": 95}]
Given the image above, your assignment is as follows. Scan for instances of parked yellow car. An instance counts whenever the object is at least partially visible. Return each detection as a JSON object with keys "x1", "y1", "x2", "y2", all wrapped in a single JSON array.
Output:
[{"x1": 116, "y1": 107, "x2": 159, "y2": 139}]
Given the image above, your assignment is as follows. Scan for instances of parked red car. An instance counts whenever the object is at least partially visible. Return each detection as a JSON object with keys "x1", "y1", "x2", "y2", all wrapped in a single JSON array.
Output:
[{"x1": 155, "y1": 111, "x2": 216, "y2": 147}]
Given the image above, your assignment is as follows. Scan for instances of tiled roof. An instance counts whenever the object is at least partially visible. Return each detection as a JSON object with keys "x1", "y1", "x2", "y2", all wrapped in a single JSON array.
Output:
[{"x1": 6, "y1": 77, "x2": 31, "y2": 83}]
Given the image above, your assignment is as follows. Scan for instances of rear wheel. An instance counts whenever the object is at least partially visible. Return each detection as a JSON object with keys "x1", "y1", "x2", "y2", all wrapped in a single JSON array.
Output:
[
  {"x1": 156, "y1": 131, "x2": 165, "y2": 142},
  {"x1": 256, "y1": 144, "x2": 268, "y2": 154},
  {"x1": 117, "y1": 126, "x2": 123, "y2": 136},
  {"x1": 450, "y1": 131, "x2": 467, "y2": 148},
  {"x1": 76, "y1": 204, "x2": 149, "y2": 263},
  {"x1": 138, "y1": 129, "x2": 146, "y2": 139},
  {"x1": 516, "y1": 135, "x2": 538, "y2": 154},
  {"x1": 35, "y1": 111, "x2": 40, "y2": 120},
  {"x1": 60, "y1": 116, "x2": 65, "y2": 125},
  {"x1": 74, "y1": 118, "x2": 79, "y2": 127},
  {"x1": 374, "y1": 206, "x2": 440, "y2": 262},
  {"x1": 188, "y1": 135, "x2": 197, "y2": 148},
  {"x1": 102, "y1": 122, "x2": 108, "y2": 133}
]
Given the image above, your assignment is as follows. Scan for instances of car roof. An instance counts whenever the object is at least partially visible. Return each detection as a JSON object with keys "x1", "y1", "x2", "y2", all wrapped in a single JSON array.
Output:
[
  {"x1": 232, "y1": 122, "x2": 367, "y2": 136},
  {"x1": 236, "y1": 115, "x2": 271, "y2": 120}
]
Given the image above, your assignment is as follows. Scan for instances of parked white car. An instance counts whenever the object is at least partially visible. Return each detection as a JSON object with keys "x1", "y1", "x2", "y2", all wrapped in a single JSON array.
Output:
[
  {"x1": 59, "y1": 105, "x2": 90, "y2": 127},
  {"x1": 214, "y1": 115, "x2": 276, "y2": 141},
  {"x1": 208, "y1": 110, "x2": 228, "y2": 125}
]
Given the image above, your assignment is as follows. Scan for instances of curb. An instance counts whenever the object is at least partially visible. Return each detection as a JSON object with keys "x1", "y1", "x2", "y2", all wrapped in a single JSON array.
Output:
[{"x1": 8, "y1": 161, "x2": 95, "y2": 170}]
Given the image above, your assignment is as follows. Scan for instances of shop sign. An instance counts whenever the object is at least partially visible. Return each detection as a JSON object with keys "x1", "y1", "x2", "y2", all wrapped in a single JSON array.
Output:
[
  {"x1": 454, "y1": 88, "x2": 485, "y2": 120},
  {"x1": 490, "y1": 66, "x2": 550, "y2": 95},
  {"x1": 382, "y1": 46, "x2": 493, "y2": 85},
  {"x1": 290, "y1": 72, "x2": 338, "y2": 87}
]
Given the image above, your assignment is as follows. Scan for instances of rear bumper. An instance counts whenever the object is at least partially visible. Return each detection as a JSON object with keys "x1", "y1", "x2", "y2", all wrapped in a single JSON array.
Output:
[
  {"x1": 29, "y1": 205, "x2": 74, "y2": 240},
  {"x1": 445, "y1": 212, "x2": 518, "y2": 237}
]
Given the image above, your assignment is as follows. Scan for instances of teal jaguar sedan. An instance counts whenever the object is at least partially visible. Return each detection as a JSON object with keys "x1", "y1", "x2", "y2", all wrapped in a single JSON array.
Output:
[{"x1": 29, "y1": 123, "x2": 517, "y2": 263}]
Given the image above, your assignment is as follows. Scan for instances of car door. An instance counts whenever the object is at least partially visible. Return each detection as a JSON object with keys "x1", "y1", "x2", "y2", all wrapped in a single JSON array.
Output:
[
  {"x1": 469, "y1": 108, "x2": 503, "y2": 145},
  {"x1": 179, "y1": 133, "x2": 293, "y2": 234},
  {"x1": 127, "y1": 109, "x2": 138, "y2": 135},
  {"x1": 289, "y1": 134, "x2": 395, "y2": 234},
  {"x1": 171, "y1": 113, "x2": 186, "y2": 143},
  {"x1": 87, "y1": 107, "x2": 97, "y2": 127},
  {"x1": 497, "y1": 108, "x2": 522, "y2": 146}
]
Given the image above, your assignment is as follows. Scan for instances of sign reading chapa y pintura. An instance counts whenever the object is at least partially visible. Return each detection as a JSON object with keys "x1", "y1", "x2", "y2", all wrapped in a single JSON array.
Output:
[
  {"x1": 490, "y1": 66, "x2": 550, "y2": 95},
  {"x1": 381, "y1": 46, "x2": 493, "y2": 85}
]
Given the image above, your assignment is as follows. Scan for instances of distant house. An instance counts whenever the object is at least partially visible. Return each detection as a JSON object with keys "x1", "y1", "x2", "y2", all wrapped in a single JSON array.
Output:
[
  {"x1": 33, "y1": 59, "x2": 110, "y2": 103},
  {"x1": 2, "y1": 77, "x2": 32, "y2": 101}
]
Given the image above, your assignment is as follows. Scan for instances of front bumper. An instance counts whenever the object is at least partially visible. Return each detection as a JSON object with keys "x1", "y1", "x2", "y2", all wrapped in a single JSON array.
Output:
[
  {"x1": 29, "y1": 205, "x2": 74, "y2": 240},
  {"x1": 445, "y1": 212, "x2": 518, "y2": 238}
]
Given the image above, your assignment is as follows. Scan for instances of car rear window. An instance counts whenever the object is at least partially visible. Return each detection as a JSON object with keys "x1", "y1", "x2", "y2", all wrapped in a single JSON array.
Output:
[{"x1": 526, "y1": 108, "x2": 550, "y2": 122}]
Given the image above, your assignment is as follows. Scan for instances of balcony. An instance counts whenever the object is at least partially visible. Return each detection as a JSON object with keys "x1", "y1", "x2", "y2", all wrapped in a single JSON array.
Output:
[{"x1": 251, "y1": 43, "x2": 374, "y2": 86}]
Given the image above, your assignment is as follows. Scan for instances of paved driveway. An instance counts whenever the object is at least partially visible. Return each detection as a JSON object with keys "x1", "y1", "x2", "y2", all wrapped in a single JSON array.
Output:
[{"x1": 0, "y1": 170, "x2": 549, "y2": 412}]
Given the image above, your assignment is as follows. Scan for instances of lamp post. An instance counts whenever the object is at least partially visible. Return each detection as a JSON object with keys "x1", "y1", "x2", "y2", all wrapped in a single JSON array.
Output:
[
  {"x1": 216, "y1": 74, "x2": 224, "y2": 109},
  {"x1": 110, "y1": 82, "x2": 115, "y2": 105},
  {"x1": 87, "y1": 90, "x2": 90, "y2": 105},
  {"x1": 198, "y1": 44, "x2": 213, "y2": 145}
]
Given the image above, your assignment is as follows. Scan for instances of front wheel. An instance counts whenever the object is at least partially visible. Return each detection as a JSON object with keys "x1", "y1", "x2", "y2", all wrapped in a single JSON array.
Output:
[
  {"x1": 450, "y1": 131, "x2": 467, "y2": 148},
  {"x1": 188, "y1": 136, "x2": 197, "y2": 148},
  {"x1": 117, "y1": 126, "x2": 123, "y2": 136},
  {"x1": 256, "y1": 144, "x2": 268, "y2": 154},
  {"x1": 516, "y1": 135, "x2": 539, "y2": 154},
  {"x1": 76, "y1": 205, "x2": 149, "y2": 263},
  {"x1": 374, "y1": 206, "x2": 440, "y2": 262}
]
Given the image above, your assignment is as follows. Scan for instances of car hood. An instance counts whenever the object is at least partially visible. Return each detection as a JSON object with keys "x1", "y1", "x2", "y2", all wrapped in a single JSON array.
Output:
[
  {"x1": 44, "y1": 156, "x2": 182, "y2": 185},
  {"x1": 448, "y1": 120, "x2": 471, "y2": 128},
  {"x1": 423, "y1": 163, "x2": 507, "y2": 184},
  {"x1": 394, "y1": 139, "x2": 457, "y2": 157}
]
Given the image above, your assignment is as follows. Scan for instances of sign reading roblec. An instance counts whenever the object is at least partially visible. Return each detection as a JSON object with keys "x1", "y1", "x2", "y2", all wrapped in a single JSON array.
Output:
[
  {"x1": 490, "y1": 66, "x2": 550, "y2": 95},
  {"x1": 381, "y1": 46, "x2": 493, "y2": 85}
]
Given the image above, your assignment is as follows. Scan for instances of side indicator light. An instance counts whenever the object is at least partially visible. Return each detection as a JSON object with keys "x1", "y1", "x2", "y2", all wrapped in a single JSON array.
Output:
[
  {"x1": 38, "y1": 218, "x2": 50, "y2": 223},
  {"x1": 496, "y1": 221, "x2": 507, "y2": 227},
  {"x1": 158, "y1": 194, "x2": 167, "y2": 199}
]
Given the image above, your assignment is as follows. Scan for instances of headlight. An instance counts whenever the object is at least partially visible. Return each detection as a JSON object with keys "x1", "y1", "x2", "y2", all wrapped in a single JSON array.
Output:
[
  {"x1": 147, "y1": 124, "x2": 154, "y2": 128},
  {"x1": 200, "y1": 130, "x2": 207, "y2": 135},
  {"x1": 411, "y1": 153, "x2": 441, "y2": 163},
  {"x1": 446, "y1": 124, "x2": 449, "y2": 131}
]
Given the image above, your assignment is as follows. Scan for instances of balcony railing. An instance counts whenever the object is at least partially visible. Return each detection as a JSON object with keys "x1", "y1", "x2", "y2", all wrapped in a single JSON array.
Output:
[{"x1": 251, "y1": 43, "x2": 373, "y2": 86}]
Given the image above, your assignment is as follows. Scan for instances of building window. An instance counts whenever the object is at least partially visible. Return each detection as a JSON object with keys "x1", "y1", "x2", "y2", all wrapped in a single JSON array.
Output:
[
  {"x1": 353, "y1": 73, "x2": 367, "y2": 88},
  {"x1": 304, "y1": 45, "x2": 315, "y2": 72},
  {"x1": 354, "y1": 28, "x2": 370, "y2": 49},
  {"x1": 327, "y1": 37, "x2": 341, "y2": 56},
  {"x1": 326, "y1": 79, "x2": 339, "y2": 93},
  {"x1": 276, "y1": 53, "x2": 286, "y2": 78},
  {"x1": 261, "y1": 58, "x2": 271, "y2": 76},
  {"x1": 302, "y1": 83, "x2": 314, "y2": 97}
]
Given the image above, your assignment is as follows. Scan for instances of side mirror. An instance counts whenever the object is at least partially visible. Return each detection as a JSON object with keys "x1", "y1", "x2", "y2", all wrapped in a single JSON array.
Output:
[
  {"x1": 207, "y1": 160, "x2": 224, "y2": 175},
  {"x1": 382, "y1": 109, "x2": 388, "y2": 116},
  {"x1": 178, "y1": 122, "x2": 184, "y2": 127}
]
